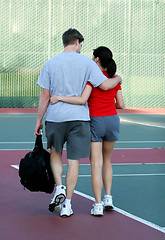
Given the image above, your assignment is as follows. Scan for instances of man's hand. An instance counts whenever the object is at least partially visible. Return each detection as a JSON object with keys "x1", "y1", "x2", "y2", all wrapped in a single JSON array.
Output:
[
  {"x1": 34, "y1": 120, "x2": 43, "y2": 137},
  {"x1": 99, "y1": 74, "x2": 122, "y2": 91},
  {"x1": 116, "y1": 75, "x2": 122, "y2": 84}
]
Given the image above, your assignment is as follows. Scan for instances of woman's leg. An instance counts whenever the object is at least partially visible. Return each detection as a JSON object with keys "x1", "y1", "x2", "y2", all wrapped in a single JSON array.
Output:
[
  {"x1": 90, "y1": 141, "x2": 103, "y2": 203},
  {"x1": 102, "y1": 141, "x2": 116, "y2": 195}
]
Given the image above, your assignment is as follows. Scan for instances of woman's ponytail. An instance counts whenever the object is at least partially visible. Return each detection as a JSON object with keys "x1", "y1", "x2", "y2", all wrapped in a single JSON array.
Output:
[
  {"x1": 106, "y1": 59, "x2": 117, "y2": 78},
  {"x1": 93, "y1": 46, "x2": 116, "y2": 77}
]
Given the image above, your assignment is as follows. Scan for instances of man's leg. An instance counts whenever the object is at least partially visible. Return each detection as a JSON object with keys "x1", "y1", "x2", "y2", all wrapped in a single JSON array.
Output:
[
  {"x1": 60, "y1": 159, "x2": 79, "y2": 217},
  {"x1": 65, "y1": 159, "x2": 79, "y2": 199},
  {"x1": 60, "y1": 121, "x2": 90, "y2": 217},
  {"x1": 49, "y1": 146, "x2": 66, "y2": 213},
  {"x1": 50, "y1": 146, "x2": 63, "y2": 185}
]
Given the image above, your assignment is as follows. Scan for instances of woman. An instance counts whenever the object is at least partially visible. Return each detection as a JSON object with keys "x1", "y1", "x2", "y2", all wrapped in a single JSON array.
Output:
[{"x1": 50, "y1": 46, "x2": 124, "y2": 216}]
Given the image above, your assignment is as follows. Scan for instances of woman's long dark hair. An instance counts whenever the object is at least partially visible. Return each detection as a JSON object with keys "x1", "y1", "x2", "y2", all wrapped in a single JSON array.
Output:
[{"x1": 93, "y1": 46, "x2": 117, "y2": 78}]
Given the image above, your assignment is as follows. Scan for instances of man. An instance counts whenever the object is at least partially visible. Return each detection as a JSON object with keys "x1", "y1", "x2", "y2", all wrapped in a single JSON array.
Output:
[{"x1": 34, "y1": 28, "x2": 122, "y2": 217}]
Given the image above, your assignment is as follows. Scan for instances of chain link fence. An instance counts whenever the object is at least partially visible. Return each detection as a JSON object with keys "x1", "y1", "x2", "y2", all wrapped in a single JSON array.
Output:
[{"x1": 0, "y1": 0, "x2": 164, "y2": 108}]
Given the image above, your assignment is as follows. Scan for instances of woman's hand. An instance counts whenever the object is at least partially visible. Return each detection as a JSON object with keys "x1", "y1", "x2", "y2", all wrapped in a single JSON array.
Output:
[{"x1": 50, "y1": 95, "x2": 60, "y2": 104}]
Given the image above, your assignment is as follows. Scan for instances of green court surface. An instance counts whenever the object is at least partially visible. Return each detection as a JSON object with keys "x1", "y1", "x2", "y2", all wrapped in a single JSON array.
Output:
[{"x1": 0, "y1": 113, "x2": 165, "y2": 149}]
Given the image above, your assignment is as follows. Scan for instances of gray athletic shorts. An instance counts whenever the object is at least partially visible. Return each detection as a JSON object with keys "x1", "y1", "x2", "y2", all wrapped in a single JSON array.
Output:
[
  {"x1": 45, "y1": 121, "x2": 91, "y2": 160},
  {"x1": 90, "y1": 115, "x2": 120, "y2": 142}
]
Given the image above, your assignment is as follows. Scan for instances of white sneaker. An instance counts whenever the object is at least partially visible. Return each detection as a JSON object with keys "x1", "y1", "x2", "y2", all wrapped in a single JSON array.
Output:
[
  {"x1": 91, "y1": 203, "x2": 103, "y2": 216},
  {"x1": 60, "y1": 203, "x2": 73, "y2": 217},
  {"x1": 103, "y1": 195, "x2": 114, "y2": 210},
  {"x1": 49, "y1": 185, "x2": 66, "y2": 213}
]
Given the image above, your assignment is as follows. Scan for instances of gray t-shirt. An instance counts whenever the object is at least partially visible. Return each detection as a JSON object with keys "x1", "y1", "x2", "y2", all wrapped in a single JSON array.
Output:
[{"x1": 37, "y1": 51, "x2": 107, "y2": 122}]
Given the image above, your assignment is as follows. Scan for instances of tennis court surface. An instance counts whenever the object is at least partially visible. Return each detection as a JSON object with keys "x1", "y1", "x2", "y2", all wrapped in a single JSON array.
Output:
[{"x1": 0, "y1": 108, "x2": 165, "y2": 240}]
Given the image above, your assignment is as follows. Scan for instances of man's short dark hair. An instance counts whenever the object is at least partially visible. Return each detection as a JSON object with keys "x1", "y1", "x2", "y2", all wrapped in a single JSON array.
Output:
[{"x1": 62, "y1": 28, "x2": 84, "y2": 47}]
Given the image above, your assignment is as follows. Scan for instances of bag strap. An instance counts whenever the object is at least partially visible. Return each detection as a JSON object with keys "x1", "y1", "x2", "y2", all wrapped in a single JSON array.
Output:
[{"x1": 34, "y1": 130, "x2": 43, "y2": 149}]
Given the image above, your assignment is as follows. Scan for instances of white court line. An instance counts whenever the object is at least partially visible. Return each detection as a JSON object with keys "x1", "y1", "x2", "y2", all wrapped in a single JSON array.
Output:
[
  {"x1": 118, "y1": 141, "x2": 165, "y2": 143},
  {"x1": 16, "y1": 162, "x2": 163, "y2": 166},
  {"x1": 11, "y1": 165, "x2": 19, "y2": 170},
  {"x1": 74, "y1": 189, "x2": 165, "y2": 234},
  {"x1": 70, "y1": 163, "x2": 165, "y2": 166},
  {"x1": 11, "y1": 165, "x2": 165, "y2": 233},
  {"x1": 75, "y1": 173, "x2": 165, "y2": 177},
  {"x1": 11, "y1": 165, "x2": 165, "y2": 177},
  {"x1": 0, "y1": 115, "x2": 37, "y2": 117},
  {"x1": 120, "y1": 119, "x2": 165, "y2": 129},
  {"x1": 1, "y1": 141, "x2": 164, "y2": 144},
  {"x1": 0, "y1": 142, "x2": 46, "y2": 144},
  {"x1": 0, "y1": 148, "x2": 163, "y2": 150}
]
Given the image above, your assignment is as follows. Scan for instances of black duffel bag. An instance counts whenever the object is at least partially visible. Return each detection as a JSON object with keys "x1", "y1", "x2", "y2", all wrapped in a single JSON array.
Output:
[{"x1": 19, "y1": 133, "x2": 55, "y2": 194}]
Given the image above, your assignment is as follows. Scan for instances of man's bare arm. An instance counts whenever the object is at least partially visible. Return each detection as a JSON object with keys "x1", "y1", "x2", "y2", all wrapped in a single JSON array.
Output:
[
  {"x1": 99, "y1": 75, "x2": 122, "y2": 91},
  {"x1": 34, "y1": 88, "x2": 50, "y2": 136}
]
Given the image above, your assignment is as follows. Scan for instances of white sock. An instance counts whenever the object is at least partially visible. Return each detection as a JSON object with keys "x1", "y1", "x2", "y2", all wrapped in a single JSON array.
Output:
[
  {"x1": 56, "y1": 185, "x2": 63, "y2": 191},
  {"x1": 64, "y1": 199, "x2": 71, "y2": 206},
  {"x1": 95, "y1": 202, "x2": 102, "y2": 205},
  {"x1": 104, "y1": 195, "x2": 112, "y2": 198}
]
